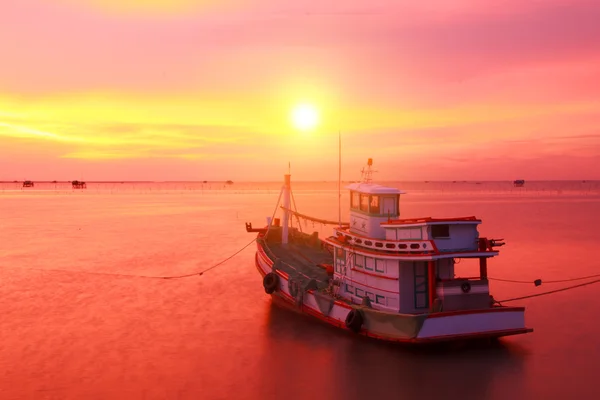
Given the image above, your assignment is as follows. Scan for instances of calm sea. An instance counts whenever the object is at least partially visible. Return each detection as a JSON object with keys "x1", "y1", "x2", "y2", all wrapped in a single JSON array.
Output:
[{"x1": 1, "y1": 180, "x2": 600, "y2": 399}]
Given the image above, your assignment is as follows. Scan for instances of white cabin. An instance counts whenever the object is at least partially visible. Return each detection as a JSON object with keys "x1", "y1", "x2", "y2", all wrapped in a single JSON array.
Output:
[
  {"x1": 346, "y1": 183, "x2": 404, "y2": 239},
  {"x1": 326, "y1": 177, "x2": 499, "y2": 315}
]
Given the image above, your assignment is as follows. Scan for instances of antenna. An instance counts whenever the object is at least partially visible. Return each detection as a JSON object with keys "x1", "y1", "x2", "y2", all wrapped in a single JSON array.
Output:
[
  {"x1": 360, "y1": 158, "x2": 376, "y2": 184},
  {"x1": 338, "y1": 131, "x2": 341, "y2": 227}
]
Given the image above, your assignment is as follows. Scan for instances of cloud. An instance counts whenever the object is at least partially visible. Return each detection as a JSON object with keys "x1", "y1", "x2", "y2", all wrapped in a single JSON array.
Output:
[
  {"x1": 0, "y1": 122, "x2": 84, "y2": 142},
  {"x1": 60, "y1": 150, "x2": 257, "y2": 160},
  {"x1": 2, "y1": 0, "x2": 600, "y2": 93}
]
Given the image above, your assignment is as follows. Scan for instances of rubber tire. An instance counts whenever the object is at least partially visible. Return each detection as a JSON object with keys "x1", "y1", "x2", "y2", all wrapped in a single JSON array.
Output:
[
  {"x1": 263, "y1": 272, "x2": 279, "y2": 294},
  {"x1": 461, "y1": 282, "x2": 471, "y2": 293},
  {"x1": 345, "y1": 309, "x2": 364, "y2": 333}
]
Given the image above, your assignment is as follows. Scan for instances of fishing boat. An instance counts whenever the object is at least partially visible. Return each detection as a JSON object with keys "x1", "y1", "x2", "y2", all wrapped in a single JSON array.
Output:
[
  {"x1": 245, "y1": 159, "x2": 532, "y2": 344},
  {"x1": 513, "y1": 179, "x2": 525, "y2": 187}
]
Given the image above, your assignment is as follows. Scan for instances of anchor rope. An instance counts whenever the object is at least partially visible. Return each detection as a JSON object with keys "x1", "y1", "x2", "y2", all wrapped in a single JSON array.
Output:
[
  {"x1": 489, "y1": 273, "x2": 600, "y2": 284},
  {"x1": 157, "y1": 237, "x2": 257, "y2": 279},
  {"x1": 160, "y1": 184, "x2": 286, "y2": 279},
  {"x1": 13, "y1": 183, "x2": 285, "y2": 280},
  {"x1": 8, "y1": 237, "x2": 257, "y2": 280},
  {"x1": 496, "y1": 278, "x2": 600, "y2": 303}
]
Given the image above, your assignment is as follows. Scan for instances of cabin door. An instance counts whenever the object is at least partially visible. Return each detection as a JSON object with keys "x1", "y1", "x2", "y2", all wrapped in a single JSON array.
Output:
[
  {"x1": 382, "y1": 197, "x2": 395, "y2": 216},
  {"x1": 413, "y1": 262, "x2": 429, "y2": 310}
]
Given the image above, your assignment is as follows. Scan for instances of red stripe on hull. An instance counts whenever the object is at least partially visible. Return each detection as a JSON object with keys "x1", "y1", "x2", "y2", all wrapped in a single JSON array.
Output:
[{"x1": 349, "y1": 267, "x2": 399, "y2": 281}]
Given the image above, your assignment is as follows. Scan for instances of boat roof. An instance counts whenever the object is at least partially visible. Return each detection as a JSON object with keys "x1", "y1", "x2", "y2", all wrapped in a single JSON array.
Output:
[
  {"x1": 346, "y1": 182, "x2": 405, "y2": 195},
  {"x1": 382, "y1": 216, "x2": 481, "y2": 227}
]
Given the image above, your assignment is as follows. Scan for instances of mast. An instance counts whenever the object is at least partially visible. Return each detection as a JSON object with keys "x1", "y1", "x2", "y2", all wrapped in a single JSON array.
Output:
[
  {"x1": 338, "y1": 131, "x2": 342, "y2": 227},
  {"x1": 282, "y1": 162, "x2": 291, "y2": 244}
]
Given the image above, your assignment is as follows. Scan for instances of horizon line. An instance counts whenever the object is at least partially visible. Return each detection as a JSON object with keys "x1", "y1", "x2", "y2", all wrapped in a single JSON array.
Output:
[{"x1": 1, "y1": 179, "x2": 597, "y2": 183}]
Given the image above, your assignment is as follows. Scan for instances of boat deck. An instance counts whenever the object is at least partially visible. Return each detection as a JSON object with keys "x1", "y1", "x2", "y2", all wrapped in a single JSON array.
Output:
[{"x1": 261, "y1": 231, "x2": 333, "y2": 290}]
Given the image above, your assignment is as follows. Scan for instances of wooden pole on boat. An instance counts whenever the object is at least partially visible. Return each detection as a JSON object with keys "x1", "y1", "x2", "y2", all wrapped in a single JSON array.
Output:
[{"x1": 282, "y1": 168, "x2": 291, "y2": 245}]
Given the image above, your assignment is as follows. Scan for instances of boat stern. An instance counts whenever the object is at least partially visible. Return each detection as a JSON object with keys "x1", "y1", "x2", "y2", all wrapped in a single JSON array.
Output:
[{"x1": 414, "y1": 307, "x2": 532, "y2": 343}]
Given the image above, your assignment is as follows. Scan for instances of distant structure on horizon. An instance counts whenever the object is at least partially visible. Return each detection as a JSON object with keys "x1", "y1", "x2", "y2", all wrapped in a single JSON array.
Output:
[
  {"x1": 513, "y1": 179, "x2": 525, "y2": 187},
  {"x1": 72, "y1": 180, "x2": 87, "y2": 189},
  {"x1": 225, "y1": 180, "x2": 234, "y2": 185},
  {"x1": 22, "y1": 180, "x2": 34, "y2": 188}
]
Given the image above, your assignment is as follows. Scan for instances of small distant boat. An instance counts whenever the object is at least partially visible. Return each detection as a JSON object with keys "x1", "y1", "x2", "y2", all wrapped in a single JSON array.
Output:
[
  {"x1": 22, "y1": 180, "x2": 34, "y2": 188},
  {"x1": 72, "y1": 180, "x2": 87, "y2": 189},
  {"x1": 245, "y1": 159, "x2": 532, "y2": 344},
  {"x1": 513, "y1": 179, "x2": 525, "y2": 187},
  {"x1": 225, "y1": 180, "x2": 234, "y2": 185}
]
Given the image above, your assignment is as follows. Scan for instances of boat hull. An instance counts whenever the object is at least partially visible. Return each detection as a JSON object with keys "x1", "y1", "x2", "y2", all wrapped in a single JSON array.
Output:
[{"x1": 255, "y1": 240, "x2": 532, "y2": 344}]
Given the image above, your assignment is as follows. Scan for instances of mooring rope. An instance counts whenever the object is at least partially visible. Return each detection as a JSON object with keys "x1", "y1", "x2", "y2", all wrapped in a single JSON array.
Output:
[
  {"x1": 497, "y1": 278, "x2": 600, "y2": 303},
  {"x1": 7, "y1": 237, "x2": 257, "y2": 280},
  {"x1": 489, "y1": 273, "x2": 600, "y2": 284},
  {"x1": 157, "y1": 237, "x2": 257, "y2": 279}
]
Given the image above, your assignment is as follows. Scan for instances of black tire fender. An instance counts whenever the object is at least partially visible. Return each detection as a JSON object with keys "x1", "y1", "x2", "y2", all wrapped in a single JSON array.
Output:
[
  {"x1": 263, "y1": 272, "x2": 279, "y2": 294},
  {"x1": 461, "y1": 282, "x2": 472, "y2": 293},
  {"x1": 345, "y1": 309, "x2": 364, "y2": 333}
]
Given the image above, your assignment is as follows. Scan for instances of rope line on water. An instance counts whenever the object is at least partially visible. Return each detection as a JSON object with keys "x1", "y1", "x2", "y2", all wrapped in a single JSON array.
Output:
[
  {"x1": 157, "y1": 238, "x2": 257, "y2": 279},
  {"x1": 497, "y1": 278, "x2": 600, "y2": 303},
  {"x1": 489, "y1": 273, "x2": 600, "y2": 284},
  {"x1": 8, "y1": 238, "x2": 257, "y2": 280}
]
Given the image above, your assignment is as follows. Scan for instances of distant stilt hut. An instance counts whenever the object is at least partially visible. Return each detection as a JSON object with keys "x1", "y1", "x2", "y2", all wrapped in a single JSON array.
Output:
[
  {"x1": 513, "y1": 179, "x2": 525, "y2": 187},
  {"x1": 22, "y1": 180, "x2": 34, "y2": 188},
  {"x1": 72, "y1": 180, "x2": 87, "y2": 189}
]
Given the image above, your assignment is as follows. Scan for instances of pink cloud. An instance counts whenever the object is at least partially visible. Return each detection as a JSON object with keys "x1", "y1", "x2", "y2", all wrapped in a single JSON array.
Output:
[
  {"x1": 2, "y1": 0, "x2": 599, "y2": 96},
  {"x1": 1, "y1": 0, "x2": 600, "y2": 180}
]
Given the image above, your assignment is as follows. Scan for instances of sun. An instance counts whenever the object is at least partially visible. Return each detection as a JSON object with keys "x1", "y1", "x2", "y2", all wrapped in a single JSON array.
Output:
[{"x1": 291, "y1": 104, "x2": 319, "y2": 131}]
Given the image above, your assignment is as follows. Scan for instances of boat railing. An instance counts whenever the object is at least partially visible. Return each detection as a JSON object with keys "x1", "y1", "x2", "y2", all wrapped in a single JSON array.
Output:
[
  {"x1": 438, "y1": 276, "x2": 485, "y2": 282},
  {"x1": 333, "y1": 228, "x2": 437, "y2": 254}
]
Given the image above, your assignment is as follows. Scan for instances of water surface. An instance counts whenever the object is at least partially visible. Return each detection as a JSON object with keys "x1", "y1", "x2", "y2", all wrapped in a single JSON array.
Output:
[{"x1": 1, "y1": 181, "x2": 599, "y2": 399}]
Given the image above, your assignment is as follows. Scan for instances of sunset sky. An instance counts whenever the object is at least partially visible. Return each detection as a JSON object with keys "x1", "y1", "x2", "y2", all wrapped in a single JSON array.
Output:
[{"x1": 1, "y1": 0, "x2": 599, "y2": 181}]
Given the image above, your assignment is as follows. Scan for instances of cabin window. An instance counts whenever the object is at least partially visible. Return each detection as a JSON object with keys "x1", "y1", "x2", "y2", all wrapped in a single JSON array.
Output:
[
  {"x1": 376, "y1": 295, "x2": 385, "y2": 305},
  {"x1": 365, "y1": 257, "x2": 374, "y2": 271},
  {"x1": 355, "y1": 288, "x2": 365, "y2": 298},
  {"x1": 354, "y1": 254, "x2": 365, "y2": 268},
  {"x1": 346, "y1": 284, "x2": 353, "y2": 293},
  {"x1": 336, "y1": 247, "x2": 346, "y2": 264},
  {"x1": 360, "y1": 194, "x2": 369, "y2": 212},
  {"x1": 351, "y1": 191, "x2": 360, "y2": 209},
  {"x1": 431, "y1": 224, "x2": 450, "y2": 238},
  {"x1": 370, "y1": 195, "x2": 380, "y2": 214},
  {"x1": 375, "y1": 259, "x2": 385, "y2": 273}
]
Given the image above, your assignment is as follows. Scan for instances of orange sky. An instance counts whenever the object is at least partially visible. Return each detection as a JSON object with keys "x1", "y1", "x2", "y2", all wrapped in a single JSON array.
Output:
[{"x1": 1, "y1": 0, "x2": 599, "y2": 181}]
